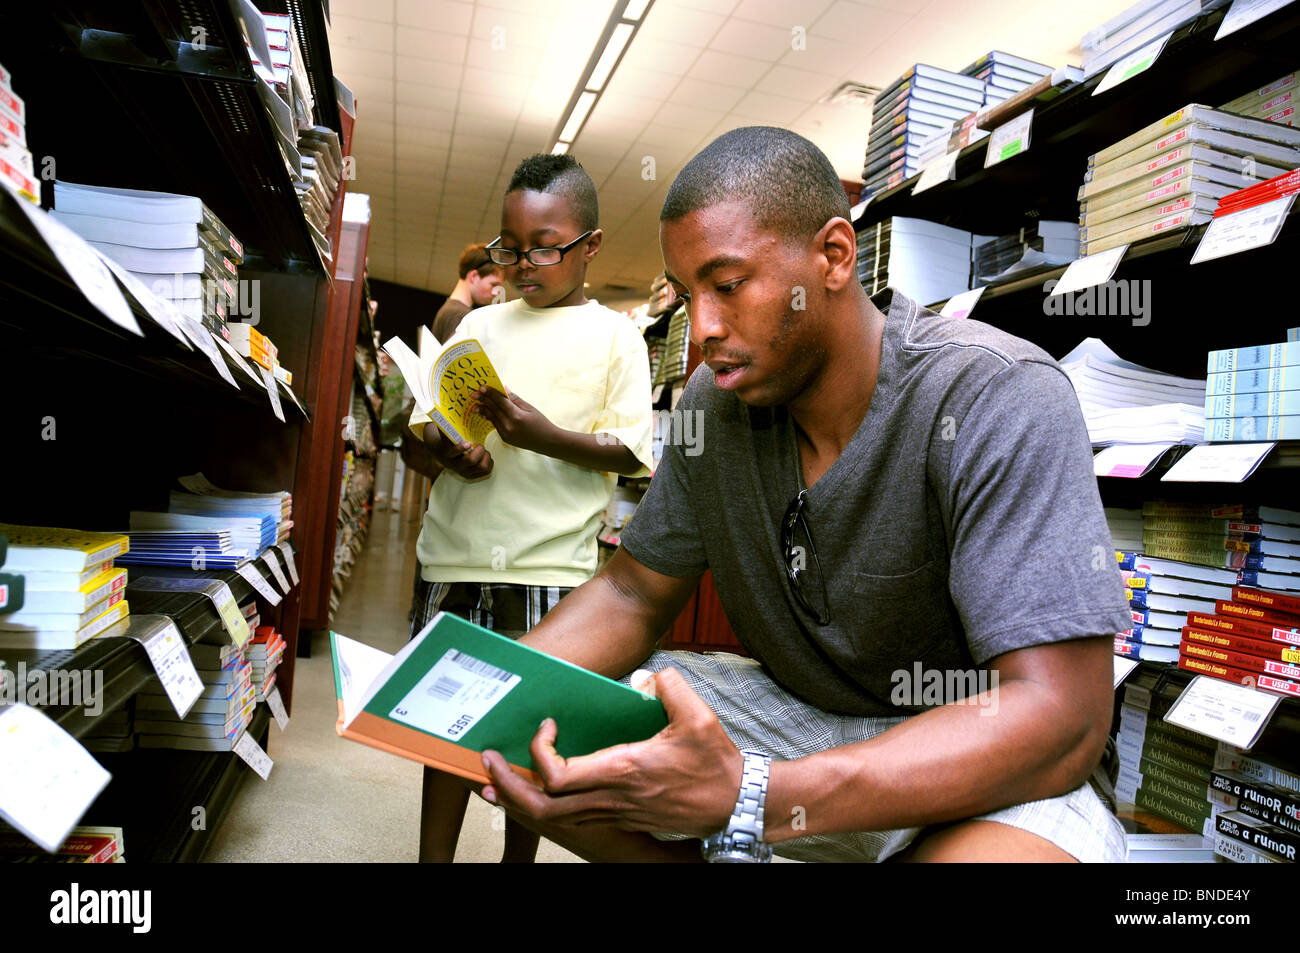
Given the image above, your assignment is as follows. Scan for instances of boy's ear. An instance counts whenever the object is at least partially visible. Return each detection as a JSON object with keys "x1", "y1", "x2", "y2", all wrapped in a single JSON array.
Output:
[{"x1": 582, "y1": 228, "x2": 603, "y2": 263}]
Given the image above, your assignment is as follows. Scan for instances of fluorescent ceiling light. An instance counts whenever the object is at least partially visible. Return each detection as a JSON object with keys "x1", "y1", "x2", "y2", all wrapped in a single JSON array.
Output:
[
  {"x1": 551, "y1": 141, "x2": 570, "y2": 155},
  {"x1": 623, "y1": 0, "x2": 651, "y2": 21},
  {"x1": 587, "y1": 22, "x2": 634, "y2": 91},
  {"x1": 559, "y1": 90, "x2": 598, "y2": 143}
]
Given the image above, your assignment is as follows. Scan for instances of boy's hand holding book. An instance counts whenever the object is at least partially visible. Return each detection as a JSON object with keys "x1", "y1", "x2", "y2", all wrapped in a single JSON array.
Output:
[
  {"x1": 470, "y1": 386, "x2": 557, "y2": 454},
  {"x1": 422, "y1": 425, "x2": 494, "y2": 480}
]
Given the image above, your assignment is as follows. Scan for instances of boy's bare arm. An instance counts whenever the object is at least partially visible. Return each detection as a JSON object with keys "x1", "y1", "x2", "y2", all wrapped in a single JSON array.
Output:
[{"x1": 472, "y1": 386, "x2": 644, "y2": 475}]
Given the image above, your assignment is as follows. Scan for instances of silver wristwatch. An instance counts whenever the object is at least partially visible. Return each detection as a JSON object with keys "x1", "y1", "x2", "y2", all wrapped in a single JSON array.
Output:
[{"x1": 701, "y1": 751, "x2": 774, "y2": 863}]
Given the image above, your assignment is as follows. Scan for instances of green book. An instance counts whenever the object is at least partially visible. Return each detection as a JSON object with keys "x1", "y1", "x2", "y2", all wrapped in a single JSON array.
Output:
[{"x1": 331, "y1": 613, "x2": 668, "y2": 784}]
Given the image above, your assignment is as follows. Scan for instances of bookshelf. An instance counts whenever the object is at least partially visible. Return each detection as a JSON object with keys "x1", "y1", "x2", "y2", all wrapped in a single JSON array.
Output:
[{"x1": 0, "y1": 0, "x2": 354, "y2": 859}]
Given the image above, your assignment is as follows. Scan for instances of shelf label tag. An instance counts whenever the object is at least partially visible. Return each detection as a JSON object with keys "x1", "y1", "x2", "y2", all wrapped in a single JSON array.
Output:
[
  {"x1": 849, "y1": 195, "x2": 872, "y2": 222},
  {"x1": 1092, "y1": 443, "x2": 1174, "y2": 478},
  {"x1": 1191, "y1": 194, "x2": 1296, "y2": 264},
  {"x1": 260, "y1": 366, "x2": 285, "y2": 421},
  {"x1": 1164, "y1": 675, "x2": 1282, "y2": 749},
  {"x1": 1094, "y1": 31, "x2": 1172, "y2": 96},
  {"x1": 912, "y1": 150, "x2": 960, "y2": 194},
  {"x1": 985, "y1": 108, "x2": 1033, "y2": 167},
  {"x1": 235, "y1": 562, "x2": 281, "y2": 606},
  {"x1": 0, "y1": 704, "x2": 112, "y2": 853},
  {"x1": 261, "y1": 549, "x2": 291, "y2": 594},
  {"x1": 234, "y1": 731, "x2": 274, "y2": 779},
  {"x1": 129, "y1": 577, "x2": 250, "y2": 647},
  {"x1": 139, "y1": 620, "x2": 204, "y2": 719},
  {"x1": 96, "y1": 252, "x2": 191, "y2": 348},
  {"x1": 276, "y1": 542, "x2": 299, "y2": 585},
  {"x1": 1160, "y1": 442, "x2": 1275, "y2": 482},
  {"x1": 939, "y1": 286, "x2": 985, "y2": 319},
  {"x1": 1216, "y1": 0, "x2": 1297, "y2": 39},
  {"x1": 213, "y1": 334, "x2": 263, "y2": 386},
  {"x1": 266, "y1": 686, "x2": 290, "y2": 731},
  {"x1": 1050, "y1": 244, "x2": 1128, "y2": 296},
  {"x1": 1113, "y1": 656, "x2": 1140, "y2": 689}
]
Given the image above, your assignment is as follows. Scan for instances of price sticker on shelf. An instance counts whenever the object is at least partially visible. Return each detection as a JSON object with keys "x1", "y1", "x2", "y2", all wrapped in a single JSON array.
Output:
[
  {"x1": 233, "y1": 731, "x2": 274, "y2": 780},
  {"x1": 278, "y1": 377, "x2": 307, "y2": 416},
  {"x1": 129, "y1": 577, "x2": 250, "y2": 647},
  {"x1": 1164, "y1": 675, "x2": 1283, "y2": 749},
  {"x1": 212, "y1": 334, "x2": 263, "y2": 386},
  {"x1": 1160, "y1": 442, "x2": 1275, "y2": 482},
  {"x1": 96, "y1": 253, "x2": 191, "y2": 348},
  {"x1": 261, "y1": 549, "x2": 291, "y2": 594},
  {"x1": 138, "y1": 619, "x2": 203, "y2": 719},
  {"x1": 1092, "y1": 443, "x2": 1174, "y2": 478},
  {"x1": 912, "y1": 150, "x2": 960, "y2": 195},
  {"x1": 276, "y1": 542, "x2": 299, "y2": 586},
  {"x1": 1093, "y1": 31, "x2": 1172, "y2": 96},
  {"x1": 178, "y1": 319, "x2": 238, "y2": 388},
  {"x1": 11, "y1": 197, "x2": 143, "y2": 337},
  {"x1": 266, "y1": 686, "x2": 290, "y2": 731},
  {"x1": 984, "y1": 108, "x2": 1033, "y2": 167},
  {"x1": 0, "y1": 704, "x2": 112, "y2": 853},
  {"x1": 235, "y1": 562, "x2": 282, "y2": 606},
  {"x1": 1191, "y1": 194, "x2": 1297, "y2": 264},
  {"x1": 1216, "y1": 0, "x2": 1297, "y2": 39},
  {"x1": 1113, "y1": 656, "x2": 1140, "y2": 689},
  {"x1": 258, "y1": 366, "x2": 285, "y2": 422},
  {"x1": 939, "y1": 286, "x2": 985, "y2": 319},
  {"x1": 1050, "y1": 244, "x2": 1129, "y2": 296}
]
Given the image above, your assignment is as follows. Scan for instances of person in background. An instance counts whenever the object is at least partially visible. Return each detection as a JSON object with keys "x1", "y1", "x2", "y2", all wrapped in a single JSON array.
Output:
[
  {"x1": 432, "y1": 242, "x2": 505, "y2": 343},
  {"x1": 409, "y1": 153, "x2": 654, "y2": 863}
]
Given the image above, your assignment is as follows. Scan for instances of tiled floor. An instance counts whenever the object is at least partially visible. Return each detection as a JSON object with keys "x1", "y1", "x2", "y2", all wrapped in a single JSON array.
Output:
[{"x1": 203, "y1": 468, "x2": 582, "y2": 863}]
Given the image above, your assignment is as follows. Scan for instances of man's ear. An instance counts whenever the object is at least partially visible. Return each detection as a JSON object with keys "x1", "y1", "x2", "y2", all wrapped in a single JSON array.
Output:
[
  {"x1": 819, "y1": 217, "x2": 857, "y2": 293},
  {"x1": 583, "y1": 228, "x2": 604, "y2": 263}
]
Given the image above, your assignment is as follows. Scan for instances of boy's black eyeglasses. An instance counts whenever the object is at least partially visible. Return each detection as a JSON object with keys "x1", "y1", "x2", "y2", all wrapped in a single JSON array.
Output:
[
  {"x1": 485, "y1": 230, "x2": 593, "y2": 266},
  {"x1": 781, "y1": 489, "x2": 831, "y2": 625}
]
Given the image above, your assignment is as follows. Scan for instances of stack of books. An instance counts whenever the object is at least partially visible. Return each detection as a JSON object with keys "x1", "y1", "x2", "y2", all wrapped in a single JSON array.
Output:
[
  {"x1": 961, "y1": 51, "x2": 1053, "y2": 108},
  {"x1": 651, "y1": 308, "x2": 690, "y2": 387},
  {"x1": 1220, "y1": 69, "x2": 1299, "y2": 128},
  {"x1": 226, "y1": 321, "x2": 283, "y2": 378},
  {"x1": 50, "y1": 181, "x2": 244, "y2": 336},
  {"x1": 1214, "y1": 167, "x2": 1300, "y2": 218},
  {"x1": 1179, "y1": 586, "x2": 1300, "y2": 698},
  {"x1": 1079, "y1": 0, "x2": 1221, "y2": 80},
  {"x1": 856, "y1": 217, "x2": 979, "y2": 306},
  {"x1": 1057, "y1": 338, "x2": 1205, "y2": 446},
  {"x1": 1141, "y1": 502, "x2": 1300, "y2": 584},
  {"x1": 972, "y1": 220, "x2": 1080, "y2": 283},
  {"x1": 0, "y1": 825, "x2": 125, "y2": 863},
  {"x1": 861, "y1": 65, "x2": 985, "y2": 198},
  {"x1": 0, "y1": 61, "x2": 35, "y2": 202},
  {"x1": 128, "y1": 510, "x2": 276, "y2": 561},
  {"x1": 1117, "y1": 552, "x2": 1237, "y2": 662},
  {"x1": 297, "y1": 126, "x2": 343, "y2": 258},
  {"x1": 1077, "y1": 106, "x2": 1300, "y2": 256},
  {"x1": 1205, "y1": 339, "x2": 1300, "y2": 441},
  {"x1": 251, "y1": 12, "x2": 314, "y2": 125},
  {"x1": 1210, "y1": 747, "x2": 1300, "y2": 862},
  {"x1": 115, "y1": 530, "x2": 247, "y2": 571},
  {"x1": 1106, "y1": 507, "x2": 1144, "y2": 552},
  {"x1": 137, "y1": 647, "x2": 255, "y2": 751},
  {"x1": 248, "y1": 626, "x2": 285, "y2": 701},
  {"x1": 0, "y1": 526, "x2": 130, "y2": 650},
  {"x1": 169, "y1": 476, "x2": 293, "y2": 547}
]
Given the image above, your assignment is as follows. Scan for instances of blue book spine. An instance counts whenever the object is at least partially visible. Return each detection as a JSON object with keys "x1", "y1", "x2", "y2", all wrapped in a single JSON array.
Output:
[
  {"x1": 1207, "y1": 415, "x2": 1300, "y2": 441},
  {"x1": 1206, "y1": 391, "x2": 1300, "y2": 418},
  {"x1": 1207, "y1": 341, "x2": 1300, "y2": 374},
  {"x1": 1129, "y1": 589, "x2": 1149, "y2": 610},
  {"x1": 1206, "y1": 366, "x2": 1300, "y2": 396}
]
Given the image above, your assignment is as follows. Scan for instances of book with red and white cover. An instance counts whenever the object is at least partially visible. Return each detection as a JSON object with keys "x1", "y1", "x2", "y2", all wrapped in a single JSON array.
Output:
[
  {"x1": 1183, "y1": 625, "x2": 1300, "y2": 663},
  {"x1": 1179, "y1": 652, "x2": 1300, "y2": 698},
  {"x1": 1233, "y1": 586, "x2": 1300, "y2": 616},
  {"x1": 1181, "y1": 639, "x2": 1300, "y2": 680},
  {"x1": 1216, "y1": 599, "x2": 1300, "y2": 629}
]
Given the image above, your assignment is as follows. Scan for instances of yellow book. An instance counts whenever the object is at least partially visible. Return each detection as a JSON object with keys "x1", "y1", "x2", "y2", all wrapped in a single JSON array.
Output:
[
  {"x1": 0, "y1": 524, "x2": 128, "y2": 572},
  {"x1": 382, "y1": 332, "x2": 507, "y2": 446},
  {"x1": 0, "y1": 597, "x2": 129, "y2": 649}
]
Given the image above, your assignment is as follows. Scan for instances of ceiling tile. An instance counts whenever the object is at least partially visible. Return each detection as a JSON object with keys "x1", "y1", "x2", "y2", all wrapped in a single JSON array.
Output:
[
  {"x1": 395, "y1": 83, "x2": 460, "y2": 112},
  {"x1": 395, "y1": 56, "x2": 463, "y2": 89},
  {"x1": 665, "y1": 76, "x2": 747, "y2": 111},
  {"x1": 595, "y1": 90, "x2": 667, "y2": 125},
  {"x1": 637, "y1": 3, "x2": 729, "y2": 46},
  {"x1": 329, "y1": 15, "x2": 393, "y2": 54},
  {"x1": 394, "y1": 28, "x2": 468, "y2": 63},
  {"x1": 396, "y1": 0, "x2": 474, "y2": 33},
  {"x1": 707, "y1": 18, "x2": 792, "y2": 61},
  {"x1": 617, "y1": 37, "x2": 702, "y2": 77},
  {"x1": 331, "y1": 0, "x2": 395, "y2": 23},
  {"x1": 396, "y1": 103, "x2": 457, "y2": 129},
  {"x1": 754, "y1": 64, "x2": 842, "y2": 100},
  {"x1": 332, "y1": 47, "x2": 395, "y2": 80},
  {"x1": 730, "y1": 90, "x2": 806, "y2": 123},
  {"x1": 461, "y1": 66, "x2": 527, "y2": 99},
  {"x1": 470, "y1": 7, "x2": 554, "y2": 49},
  {"x1": 811, "y1": 1, "x2": 912, "y2": 40},
  {"x1": 651, "y1": 102, "x2": 725, "y2": 134},
  {"x1": 603, "y1": 65, "x2": 679, "y2": 101},
  {"x1": 686, "y1": 50, "x2": 771, "y2": 88},
  {"x1": 778, "y1": 33, "x2": 869, "y2": 77},
  {"x1": 464, "y1": 38, "x2": 544, "y2": 76},
  {"x1": 395, "y1": 127, "x2": 454, "y2": 148},
  {"x1": 732, "y1": 0, "x2": 833, "y2": 27}
]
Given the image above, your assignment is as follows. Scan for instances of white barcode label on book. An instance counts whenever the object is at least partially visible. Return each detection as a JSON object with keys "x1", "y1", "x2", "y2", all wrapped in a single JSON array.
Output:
[
  {"x1": 1164, "y1": 675, "x2": 1283, "y2": 750},
  {"x1": 389, "y1": 648, "x2": 522, "y2": 742}
]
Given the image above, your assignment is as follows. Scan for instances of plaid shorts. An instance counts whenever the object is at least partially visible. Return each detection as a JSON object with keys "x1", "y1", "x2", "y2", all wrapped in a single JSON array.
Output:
[
  {"x1": 410, "y1": 579, "x2": 574, "y2": 640},
  {"x1": 626, "y1": 651, "x2": 1129, "y2": 863}
]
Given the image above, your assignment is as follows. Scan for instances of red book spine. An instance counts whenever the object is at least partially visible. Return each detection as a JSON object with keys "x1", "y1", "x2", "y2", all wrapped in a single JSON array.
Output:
[
  {"x1": 1182, "y1": 626, "x2": 1300, "y2": 663},
  {"x1": 1232, "y1": 587, "x2": 1300, "y2": 617},
  {"x1": 1216, "y1": 599, "x2": 1300, "y2": 631},
  {"x1": 1179, "y1": 653, "x2": 1300, "y2": 698},
  {"x1": 1181, "y1": 640, "x2": 1300, "y2": 680},
  {"x1": 1186, "y1": 611, "x2": 1300, "y2": 645}
]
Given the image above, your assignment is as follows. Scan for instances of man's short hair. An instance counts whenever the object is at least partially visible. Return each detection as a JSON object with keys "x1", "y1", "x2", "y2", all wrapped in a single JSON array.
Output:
[
  {"x1": 506, "y1": 154, "x2": 599, "y2": 232},
  {"x1": 458, "y1": 242, "x2": 499, "y2": 279},
  {"x1": 661, "y1": 126, "x2": 851, "y2": 242}
]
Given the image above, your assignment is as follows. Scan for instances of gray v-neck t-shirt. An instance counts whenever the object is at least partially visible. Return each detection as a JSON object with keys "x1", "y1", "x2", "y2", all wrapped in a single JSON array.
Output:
[{"x1": 620, "y1": 289, "x2": 1130, "y2": 717}]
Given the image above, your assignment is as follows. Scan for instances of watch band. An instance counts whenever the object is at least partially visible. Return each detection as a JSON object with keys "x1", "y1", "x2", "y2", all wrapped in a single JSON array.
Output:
[{"x1": 701, "y1": 751, "x2": 774, "y2": 863}]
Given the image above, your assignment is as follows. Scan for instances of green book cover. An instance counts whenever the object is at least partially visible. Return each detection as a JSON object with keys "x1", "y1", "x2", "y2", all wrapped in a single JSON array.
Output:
[{"x1": 331, "y1": 612, "x2": 668, "y2": 783}]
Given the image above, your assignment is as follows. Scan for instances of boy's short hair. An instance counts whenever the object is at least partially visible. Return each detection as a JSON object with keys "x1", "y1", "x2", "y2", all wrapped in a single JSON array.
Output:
[
  {"x1": 661, "y1": 126, "x2": 851, "y2": 243},
  {"x1": 506, "y1": 154, "x2": 599, "y2": 232},
  {"x1": 458, "y1": 242, "x2": 499, "y2": 279}
]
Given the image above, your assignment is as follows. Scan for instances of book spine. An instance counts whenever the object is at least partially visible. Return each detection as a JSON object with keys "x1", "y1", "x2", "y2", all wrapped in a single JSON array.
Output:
[
  {"x1": 1208, "y1": 391, "x2": 1300, "y2": 418},
  {"x1": 1215, "y1": 832, "x2": 1286, "y2": 862},
  {"x1": 1119, "y1": 734, "x2": 1215, "y2": 780},
  {"x1": 1208, "y1": 415, "x2": 1300, "y2": 441},
  {"x1": 1214, "y1": 811, "x2": 1300, "y2": 862},
  {"x1": 1206, "y1": 365, "x2": 1300, "y2": 396},
  {"x1": 1221, "y1": 795, "x2": 1300, "y2": 835},
  {"x1": 1183, "y1": 624, "x2": 1300, "y2": 660},
  {"x1": 1217, "y1": 599, "x2": 1300, "y2": 629},
  {"x1": 1120, "y1": 702, "x2": 1218, "y2": 753},
  {"x1": 1216, "y1": 748, "x2": 1300, "y2": 794},
  {"x1": 1144, "y1": 516, "x2": 1261, "y2": 535},
  {"x1": 1233, "y1": 586, "x2": 1300, "y2": 616},
  {"x1": 1142, "y1": 501, "x2": 1251, "y2": 519},
  {"x1": 1144, "y1": 530, "x2": 1260, "y2": 554},
  {"x1": 1136, "y1": 787, "x2": 1212, "y2": 836},
  {"x1": 1207, "y1": 342, "x2": 1300, "y2": 374},
  {"x1": 1181, "y1": 641, "x2": 1300, "y2": 680},
  {"x1": 1179, "y1": 653, "x2": 1300, "y2": 698},
  {"x1": 1211, "y1": 771, "x2": 1300, "y2": 825},
  {"x1": 1138, "y1": 755, "x2": 1219, "y2": 802}
]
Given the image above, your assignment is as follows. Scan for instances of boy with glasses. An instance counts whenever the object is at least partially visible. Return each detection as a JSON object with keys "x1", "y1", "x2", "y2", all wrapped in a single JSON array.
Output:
[{"x1": 408, "y1": 153, "x2": 654, "y2": 862}]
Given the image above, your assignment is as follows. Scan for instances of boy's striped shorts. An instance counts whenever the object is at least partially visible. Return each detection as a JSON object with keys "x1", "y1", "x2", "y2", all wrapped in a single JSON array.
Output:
[{"x1": 410, "y1": 579, "x2": 574, "y2": 641}]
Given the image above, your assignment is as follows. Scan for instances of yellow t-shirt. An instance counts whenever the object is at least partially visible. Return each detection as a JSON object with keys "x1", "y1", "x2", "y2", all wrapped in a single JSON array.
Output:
[{"x1": 409, "y1": 298, "x2": 654, "y2": 586}]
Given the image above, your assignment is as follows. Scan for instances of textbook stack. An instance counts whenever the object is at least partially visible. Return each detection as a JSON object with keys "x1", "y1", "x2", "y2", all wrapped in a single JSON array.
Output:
[
  {"x1": 1141, "y1": 502, "x2": 1300, "y2": 587},
  {"x1": 856, "y1": 217, "x2": 980, "y2": 306},
  {"x1": 1117, "y1": 551, "x2": 1237, "y2": 662},
  {"x1": 1209, "y1": 747, "x2": 1300, "y2": 862},
  {"x1": 1205, "y1": 339, "x2": 1300, "y2": 441},
  {"x1": 960, "y1": 51, "x2": 1053, "y2": 108},
  {"x1": 296, "y1": 126, "x2": 344, "y2": 260},
  {"x1": 251, "y1": 12, "x2": 314, "y2": 125},
  {"x1": 0, "y1": 825, "x2": 126, "y2": 863},
  {"x1": 50, "y1": 181, "x2": 245, "y2": 335},
  {"x1": 248, "y1": 626, "x2": 285, "y2": 701},
  {"x1": 1178, "y1": 586, "x2": 1300, "y2": 698},
  {"x1": 861, "y1": 64, "x2": 985, "y2": 198},
  {"x1": 972, "y1": 220, "x2": 1080, "y2": 283},
  {"x1": 0, "y1": 61, "x2": 36, "y2": 202},
  {"x1": 1077, "y1": 106, "x2": 1300, "y2": 256},
  {"x1": 1220, "y1": 69, "x2": 1299, "y2": 127},
  {"x1": 137, "y1": 641, "x2": 255, "y2": 751},
  {"x1": 1079, "y1": 0, "x2": 1224, "y2": 80},
  {"x1": 169, "y1": 475, "x2": 293, "y2": 547},
  {"x1": 115, "y1": 529, "x2": 248, "y2": 571},
  {"x1": 1106, "y1": 507, "x2": 1144, "y2": 552},
  {"x1": 0, "y1": 525, "x2": 130, "y2": 650}
]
